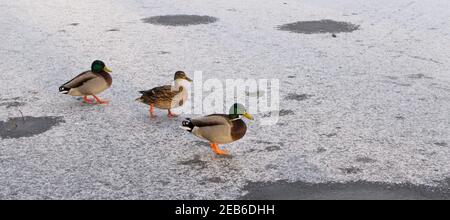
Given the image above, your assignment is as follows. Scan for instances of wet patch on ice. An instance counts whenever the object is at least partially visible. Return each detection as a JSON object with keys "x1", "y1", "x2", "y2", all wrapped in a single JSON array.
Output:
[
  {"x1": 205, "y1": 177, "x2": 225, "y2": 183},
  {"x1": 278, "y1": 20, "x2": 359, "y2": 34},
  {"x1": 406, "y1": 73, "x2": 433, "y2": 80},
  {"x1": 240, "y1": 180, "x2": 450, "y2": 200},
  {"x1": 193, "y1": 140, "x2": 210, "y2": 148},
  {"x1": 395, "y1": 115, "x2": 405, "y2": 120},
  {"x1": 247, "y1": 140, "x2": 283, "y2": 153},
  {"x1": 265, "y1": 145, "x2": 281, "y2": 152},
  {"x1": 355, "y1": 156, "x2": 377, "y2": 163},
  {"x1": 0, "y1": 101, "x2": 25, "y2": 109},
  {"x1": 384, "y1": 80, "x2": 412, "y2": 87},
  {"x1": 321, "y1": 133, "x2": 337, "y2": 138},
  {"x1": 68, "y1": 23, "x2": 79, "y2": 26},
  {"x1": 434, "y1": 142, "x2": 448, "y2": 147},
  {"x1": 316, "y1": 147, "x2": 327, "y2": 153},
  {"x1": 179, "y1": 155, "x2": 207, "y2": 170},
  {"x1": 0, "y1": 116, "x2": 64, "y2": 139},
  {"x1": 142, "y1": 15, "x2": 218, "y2": 26},
  {"x1": 284, "y1": 93, "x2": 313, "y2": 101},
  {"x1": 245, "y1": 90, "x2": 265, "y2": 98},
  {"x1": 340, "y1": 166, "x2": 363, "y2": 174},
  {"x1": 106, "y1": 28, "x2": 120, "y2": 32},
  {"x1": 279, "y1": 109, "x2": 295, "y2": 116},
  {"x1": 157, "y1": 51, "x2": 171, "y2": 55},
  {"x1": 261, "y1": 109, "x2": 295, "y2": 118}
]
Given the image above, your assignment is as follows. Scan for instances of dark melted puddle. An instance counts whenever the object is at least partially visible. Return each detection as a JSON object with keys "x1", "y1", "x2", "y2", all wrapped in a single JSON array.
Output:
[
  {"x1": 142, "y1": 15, "x2": 218, "y2": 26},
  {"x1": 0, "y1": 116, "x2": 64, "y2": 139},
  {"x1": 240, "y1": 180, "x2": 450, "y2": 200},
  {"x1": 278, "y1": 20, "x2": 359, "y2": 34}
]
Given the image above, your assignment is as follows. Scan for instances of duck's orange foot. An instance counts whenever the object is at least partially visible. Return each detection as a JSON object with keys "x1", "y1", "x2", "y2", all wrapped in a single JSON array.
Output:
[
  {"x1": 167, "y1": 110, "x2": 178, "y2": 118},
  {"x1": 83, "y1": 96, "x2": 95, "y2": 103},
  {"x1": 92, "y1": 95, "x2": 109, "y2": 105},
  {"x1": 210, "y1": 143, "x2": 229, "y2": 155}
]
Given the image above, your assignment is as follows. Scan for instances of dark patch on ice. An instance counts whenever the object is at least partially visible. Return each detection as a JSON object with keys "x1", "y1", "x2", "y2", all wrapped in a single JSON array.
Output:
[
  {"x1": 0, "y1": 116, "x2": 64, "y2": 139},
  {"x1": 142, "y1": 15, "x2": 218, "y2": 26},
  {"x1": 340, "y1": 167, "x2": 362, "y2": 174},
  {"x1": 106, "y1": 28, "x2": 120, "y2": 32},
  {"x1": 158, "y1": 51, "x2": 171, "y2": 55},
  {"x1": 386, "y1": 80, "x2": 412, "y2": 87},
  {"x1": 285, "y1": 93, "x2": 313, "y2": 101},
  {"x1": 240, "y1": 180, "x2": 450, "y2": 200},
  {"x1": 395, "y1": 115, "x2": 405, "y2": 120},
  {"x1": 278, "y1": 20, "x2": 359, "y2": 34},
  {"x1": 385, "y1": 76, "x2": 399, "y2": 80},
  {"x1": 0, "y1": 101, "x2": 25, "y2": 109},
  {"x1": 265, "y1": 146, "x2": 281, "y2": 152},
  {"x1": 193, "y1": 141, "x2": 209, "y2": 148},
  {"x1": 408, "y1": 73, "x2": 425, "y2": 79},
  {"x1": 317, "y1": 147, "x2": 327, "y2": 153},
  {"x1": 287, "y1": 75, "x2": 296, "y2": 78},
  {"x1": 265, "y1": 164, "x2": 278, "y2": 170},
  {"x1": 356, "y1": 156, "x2": 377, "y2": 163},
  {"x1": 434, "y1": 142, "x2": 448, "y2": 147},
  {"x1": 279, "y1": 109, "x2": 295, "y2": 116},
  {"x1": 245, "y1": 90, "x2": 265, "y2": 98},
  {"x1": 254, "y1": 140, "x2": 284, "y2": 147},
  {"x1": 206, "y1": 177, "x2": 225, "y2": 183},
  {"x1": 321, "y1": 133, "x2": 337, "y2": 138},
  {"x1": 179, "y1": 155, "x2": 207, "y2": 169},
  {"x1": 69, "y1": 23, "x2": 79, "y2": 26}
]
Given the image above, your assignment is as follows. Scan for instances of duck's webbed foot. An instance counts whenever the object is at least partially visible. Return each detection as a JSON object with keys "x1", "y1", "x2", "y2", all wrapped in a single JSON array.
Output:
[
  {"x1": 167, "y1": 109, "x2": 178, "y2": 118},
  {"x1": 83, "y1": 96, "x2": 95, "y2": 103},
  {"x1": 210, "y1": 143, "x2": 229, "y2": 155},
  {"x1": 92, "y1": 95, "x2": 109, "y2": 105},
  {"x1": 149, "y1": 105, "x2": 157, "y2": 118}
]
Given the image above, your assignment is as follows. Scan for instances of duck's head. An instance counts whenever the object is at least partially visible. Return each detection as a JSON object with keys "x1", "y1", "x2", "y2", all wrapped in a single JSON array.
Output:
[
  {"x1": 229, "y1": 103, "x2": 254, "y2": 120},
  {"x1": 174, "y1": 71, "x2": 193, "y2": 83},
  {"x1": 91, "y1": 60, "x2": 112, "y2": 73}
]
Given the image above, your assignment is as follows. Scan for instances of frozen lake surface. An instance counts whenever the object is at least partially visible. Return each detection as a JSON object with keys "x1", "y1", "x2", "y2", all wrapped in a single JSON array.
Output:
[{"x1": 0, "y1": 0, "x2": 449, "y2": 199}]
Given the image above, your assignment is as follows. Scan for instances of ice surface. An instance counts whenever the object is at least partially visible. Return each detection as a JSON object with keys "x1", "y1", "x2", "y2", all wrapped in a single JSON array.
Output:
[{"x1": 0, "y1": 0, "x2": 449, "y2": 199}]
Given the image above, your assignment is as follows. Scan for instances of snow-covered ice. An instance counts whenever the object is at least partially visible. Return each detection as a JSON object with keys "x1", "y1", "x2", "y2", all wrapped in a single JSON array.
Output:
[{"x1": 0, "y1": 0, "x2": 449, "y2": 199}]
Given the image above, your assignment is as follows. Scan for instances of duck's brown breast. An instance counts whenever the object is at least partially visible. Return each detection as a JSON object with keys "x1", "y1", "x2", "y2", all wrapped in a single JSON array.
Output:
[{"x1": 230, "y1": 119, "x2": 247, "y2": 141}]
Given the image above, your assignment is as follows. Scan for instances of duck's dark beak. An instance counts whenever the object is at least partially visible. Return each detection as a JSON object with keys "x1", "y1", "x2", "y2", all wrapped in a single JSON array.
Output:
[{"x1": 185, "y1": 76, "x2": 193, "y2": 82}]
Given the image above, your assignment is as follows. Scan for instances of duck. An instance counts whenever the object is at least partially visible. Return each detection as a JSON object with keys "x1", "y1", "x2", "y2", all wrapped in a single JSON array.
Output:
[
  {"x1": 59, "y1": 60, "x2": 112, "y2": 104},
  {"x1": 136, "y1": 71, "x2": 192, "y2": 118},
  {"x1": 181, "y1": 103, "x2": 254, "y2": 155}
]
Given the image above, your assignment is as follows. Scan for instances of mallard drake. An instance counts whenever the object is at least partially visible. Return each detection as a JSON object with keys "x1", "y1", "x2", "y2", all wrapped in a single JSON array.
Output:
[
  {"x1": 181, "y1": 103, "x2": 254, "y2": 155},
  {"x1": 59, "y1": 60, "x2": 112, "y2": 104},
  {"x1": 136, "y1": 71, "x2": 192, "y2": 118}
]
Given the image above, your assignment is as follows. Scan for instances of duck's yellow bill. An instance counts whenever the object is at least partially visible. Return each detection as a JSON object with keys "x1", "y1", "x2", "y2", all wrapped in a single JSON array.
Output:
[
  {"x1": 243, "y1": 112, "x2": 254, "y2": 120},
  {"x1": 103, "y1": 67, "x2": 112, "y2": 73}
]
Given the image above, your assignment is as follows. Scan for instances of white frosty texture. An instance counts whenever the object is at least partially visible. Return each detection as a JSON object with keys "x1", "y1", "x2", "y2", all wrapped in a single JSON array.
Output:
[{"x1": 0, "y1": 0, "x2": 449, "y2": 199}]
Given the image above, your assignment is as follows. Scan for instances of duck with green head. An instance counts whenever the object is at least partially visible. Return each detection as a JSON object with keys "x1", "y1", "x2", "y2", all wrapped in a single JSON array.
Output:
[
  {"x1": 181, "y1": 103, "x2": 254, "y2": 155},
  {"x1": 59, "y1": 60, "x2": 112, "y2": 104}
]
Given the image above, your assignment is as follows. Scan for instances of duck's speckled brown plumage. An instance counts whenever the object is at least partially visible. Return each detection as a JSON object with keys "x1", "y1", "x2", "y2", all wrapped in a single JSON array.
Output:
[{"x1": 138, "y1": 85, "x2": 185, "y2": 109}]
